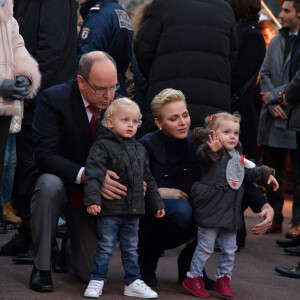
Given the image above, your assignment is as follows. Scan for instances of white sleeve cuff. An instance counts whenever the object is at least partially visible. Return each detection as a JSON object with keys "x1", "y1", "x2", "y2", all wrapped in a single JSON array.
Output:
[{"x1": 76, "y1": 167, "x2": 85, "y2": 184}]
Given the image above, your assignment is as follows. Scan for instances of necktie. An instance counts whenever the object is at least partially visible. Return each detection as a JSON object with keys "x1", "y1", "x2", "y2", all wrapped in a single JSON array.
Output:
[
  {"x1": 289, "y1": 35, "x2": 298, "y2": 79},
  {"x1": 289, "y1": 34, "x2": 296, "y2": 46},
  {"x1": 88, "y1": 105, "x2": 99, "y2": 138}
]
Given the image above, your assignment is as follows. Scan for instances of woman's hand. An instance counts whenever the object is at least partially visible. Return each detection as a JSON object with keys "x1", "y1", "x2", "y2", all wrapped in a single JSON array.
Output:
[
  {"x1": 251, "y1": 203, "x2": 274, "y2": 235},
  {"x1": 101, "y1": 170, "x2": 127, "y2": 200},
  {"x1": 155, "y1": 208, "x2": 165, "y2": 218},
  {"x1": 267, "y1": 175, "x2": 279, "y2": 192},
  {"x1": 87, "y1": 204, "x2": 101, "y2": 216},
  {"x1": 207, "y1": 130, "x2": 224, "y2": 152},
  {"x1": 157, "y1": 188, "x2": 189, "y2": 201}
]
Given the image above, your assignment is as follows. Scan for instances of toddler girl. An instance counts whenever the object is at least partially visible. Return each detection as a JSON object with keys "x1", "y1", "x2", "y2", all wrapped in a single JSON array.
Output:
[{"x1": 182, "y1": 112, "x2": 278, "y2": 298}]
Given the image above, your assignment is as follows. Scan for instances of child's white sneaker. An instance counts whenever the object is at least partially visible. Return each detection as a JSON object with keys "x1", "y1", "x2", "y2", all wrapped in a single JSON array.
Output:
[
  {"x1": 124, "y1": 279, "x2": 158, "y2": 298},
  {"x1": 84, "y1": 280, "x2": 104, "y2": 298}
]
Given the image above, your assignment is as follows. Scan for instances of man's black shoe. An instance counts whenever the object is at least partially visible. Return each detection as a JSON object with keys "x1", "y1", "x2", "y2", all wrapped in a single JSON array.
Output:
[
  {"x1": 275, "y1": 263, "x2": 300, "y2": 279},
  {"x1": 0, "y1": 234, "x2": 31, "y2": 256},
  {"x1": 52, "y1": 250, "x2": 67, "y2": 273},
  {"x1": 29, "y1": 266, "x2": 53, "y2": 292},
  {"x1": 284, "y1": 246, "x2": 300, "y2": 256},
  {"x1": 13, "y1": 250, "x2": 34, "y2": 264},
  {"x1": 276, "y1": 235, "x2": 300, "y2": 248}
]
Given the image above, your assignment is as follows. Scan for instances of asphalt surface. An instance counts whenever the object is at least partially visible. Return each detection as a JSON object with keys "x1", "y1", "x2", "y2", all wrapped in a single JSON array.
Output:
[{"x1": 0, "y1": 200, "x2": 299, "y2": 299}]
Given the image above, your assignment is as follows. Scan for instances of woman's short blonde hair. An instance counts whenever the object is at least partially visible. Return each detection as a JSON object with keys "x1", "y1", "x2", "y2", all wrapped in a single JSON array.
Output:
[
  {"x1": 204, "y1": 111, "x2": 241, "y2": 131},
  {"x1": 151, "y1": 88, "x2": 186, "y2": 120},
  {"x1": 102, "y1": 98, "x2": 142, "y2": 127}
]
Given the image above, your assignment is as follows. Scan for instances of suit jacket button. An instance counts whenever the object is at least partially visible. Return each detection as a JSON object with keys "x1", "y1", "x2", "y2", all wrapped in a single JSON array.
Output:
[
  {"x1": 163, "y1": 174, "x2": 169, "y2": 179},
  {"x1": 183, "y1": 168, "x2": 188, "y2": 174}
]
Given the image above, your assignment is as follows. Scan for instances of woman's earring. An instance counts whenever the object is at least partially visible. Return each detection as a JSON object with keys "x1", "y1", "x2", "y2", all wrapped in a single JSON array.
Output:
[{"x1": 159, "y1": 127, "x2": 162, "y2": 130}]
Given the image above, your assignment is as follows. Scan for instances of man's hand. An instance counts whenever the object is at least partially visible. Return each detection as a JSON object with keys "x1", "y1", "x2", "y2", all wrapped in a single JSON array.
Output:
[
  {"x1": 261, "y1": 91, "x2": 271, "y2": 107},
  {"x1": 251, "y1": 203, "x2": 274, "y2": 235},
  {"x1": 207, "y1": 130, "x2": 224, "y2": 152},
  {"x1": 155, "y1": 208, "x2": 165, "y2": 218},
  {"x1": 270, "y1": 105, "x2": 287, "y2": 120},
  {"x1": 126, "y1": 83, "x2": 135, "y2": 99},
  {"x1": 157, "y1": 188, "x2": 189, "y2": 201},
  {"x1": 87, "y1": 204, "x2": 101, "y2": 215},
  {"x1": 267, "y1": 175, "x2": 279, "y2": 192},
  {"x1": 279, "y1": 92, "x2": 294, "y2": 109},
  {"x1": 101, "y1": 170, "x2": 127, "y2": 200}
]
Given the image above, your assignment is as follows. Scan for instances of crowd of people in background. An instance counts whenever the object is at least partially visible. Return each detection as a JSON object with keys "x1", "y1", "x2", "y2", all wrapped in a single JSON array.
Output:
[{"x1": 0, "y1": 0, "x2": 300, "y2": 298}]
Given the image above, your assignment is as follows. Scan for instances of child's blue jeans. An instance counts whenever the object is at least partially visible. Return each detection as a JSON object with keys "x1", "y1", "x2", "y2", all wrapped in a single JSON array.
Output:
[
  {"x1": 188, "y1": 226, "x2": 238, "y2": 278},
  {"x1": 91, "y1": 215, "x2": 140, "y2": 285}
]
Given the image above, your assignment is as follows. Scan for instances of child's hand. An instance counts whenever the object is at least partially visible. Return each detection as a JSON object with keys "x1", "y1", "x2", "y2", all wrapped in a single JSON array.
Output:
[
  {"x1": 207, "y1": 130, "x2": 224, "y2": 152},
  {"x1": 87, "y1": 204, "x2": 101, "y2": 216},
  {"x1": 267, "y1": 175, "x2": 279, "y2": 192},
  {"x1": 155, "y1": 209, "x2": 165, "y2": 218}
]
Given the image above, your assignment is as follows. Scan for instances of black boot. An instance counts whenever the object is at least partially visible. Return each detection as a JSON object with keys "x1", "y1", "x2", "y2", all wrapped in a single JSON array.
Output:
[
  {"x1": 13, "y1": 249, "x2": 34, "y2": 264},
  {"x1": 52, "y1": 232, "x2": 69, "y2": 273},
  {"x1": 276, "y1": 235, "x2": 300, "y2": 248},
  {"x1": 177, "y1": 238, "x2": 197, "y2": 284},
  {"x1": 0, "y1": 233, "x2": 31, "y2": 256},
  {"x1": 202, "y1": 268, "x2": 216, "y2": 290}
]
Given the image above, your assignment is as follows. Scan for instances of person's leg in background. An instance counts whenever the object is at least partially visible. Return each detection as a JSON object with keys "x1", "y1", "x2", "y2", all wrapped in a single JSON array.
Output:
[
  {"x1": 264, "y1": 146, "x2": 288, "y2": 233},
  {"x1": 0, "y1": 116, "x2": 12, "y2": 234},
  {"x1": 1, "y1": 134, "x2": 21, "y2": 224},
  {"x1": 0, "y1": 109, "x2": 36, "y2": 255},
  {"x1": 290, "y1": 137, "x2": 300, "y2": 237}
]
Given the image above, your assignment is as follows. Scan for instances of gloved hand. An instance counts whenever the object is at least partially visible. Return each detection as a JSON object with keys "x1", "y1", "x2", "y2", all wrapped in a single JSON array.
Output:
[
  {"x1": 16, "y1": 75, "x2": 31, "y2": 88},
  {"x1": 0, "y1": 78, "x2": 30, "y2": 101}
]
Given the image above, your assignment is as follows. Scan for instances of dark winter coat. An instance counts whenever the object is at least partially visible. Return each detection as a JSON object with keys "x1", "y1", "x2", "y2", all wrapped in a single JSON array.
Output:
[
  {"x1": 285, "y1": 30, "x2": 300, "y2": 132},
  {"x1": 138, "y1": 130, "x2": 201, "y2": 194},
  {"x1": 84, "y1": 125, "x2": 164, "y2": 215},
  {"x1": 190, "y1": 128, "x2": 275, "y2": 231},
  {"x1": 14, "y1": 0, "x2": 78, "y2": 95},
  {"x1": 231, "y1": 19, "x2": 266, "y2": 159},
  {"x1": 134, "y1": 0, "x2": 238, "y2": 131}
]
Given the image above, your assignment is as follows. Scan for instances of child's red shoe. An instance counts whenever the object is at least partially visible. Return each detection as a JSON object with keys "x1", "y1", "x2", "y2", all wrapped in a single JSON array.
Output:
[
  {"x1": 214, "y1": 274, "x2": 234, "y2": 297},
  {"x1": 182, "y1": 276, "x2": 210, "y2": 298}
]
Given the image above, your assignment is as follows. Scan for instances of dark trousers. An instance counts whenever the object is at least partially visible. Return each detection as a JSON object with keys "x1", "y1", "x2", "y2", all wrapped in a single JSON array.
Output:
[
  {"x1": 293, "y1": 133, "x2": 300, "y2": 223},
  {"x1": 264, "y1": 146, "x2": 298, "y2": 223},
  {"x1": 31, "y1": 173, "x2": 97, "y2": 280},
  {"x1": 13, "y1": 108, "x2": 35, "y2": 243},
  {"x1": 138, "y1": 213, "x2": 197, "y2": 281},
  {"x1": 0, "y1": 116, "x2": 12, "y2": 219}
]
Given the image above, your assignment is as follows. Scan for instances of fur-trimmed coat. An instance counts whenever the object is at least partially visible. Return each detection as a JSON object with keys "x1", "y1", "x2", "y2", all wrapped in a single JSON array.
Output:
[
  {"x1": 190, "y1": 127, "x2": 275, "y2": 231},
  {"x1": 0, "y1": 0, "x2": 40, "y2": 133}
]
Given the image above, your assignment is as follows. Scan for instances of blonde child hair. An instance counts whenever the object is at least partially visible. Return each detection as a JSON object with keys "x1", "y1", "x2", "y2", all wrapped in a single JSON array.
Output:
[
  {"x1": 204, "y1": 112, "x2": 241, "y2": 131},
  {"x1": 151, "y1": 88, "x2": 186, "y2": 120},
  {"x1": 102, "y1": 97, "x2": 142, "y2": 128}
]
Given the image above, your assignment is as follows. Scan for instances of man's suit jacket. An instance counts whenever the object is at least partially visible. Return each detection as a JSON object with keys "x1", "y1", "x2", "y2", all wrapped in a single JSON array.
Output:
[{"x1": 32, "y1": 79, "x2": 93, "y2": 191}]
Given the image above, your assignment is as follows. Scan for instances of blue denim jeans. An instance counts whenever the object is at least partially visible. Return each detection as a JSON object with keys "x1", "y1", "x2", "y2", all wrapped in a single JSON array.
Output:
[
  {"x1": 163, "y1": 198, "x2": 193, "y2": 227},
  {"x1": 188, "y1": 227, "x2": 238, "y2": 278},
  {"x1": 91, "y1": 215, "x2": 140, "y2": 285},
  {"x1": 1, "y1": 134, "x2": 16, "y2": 204}
]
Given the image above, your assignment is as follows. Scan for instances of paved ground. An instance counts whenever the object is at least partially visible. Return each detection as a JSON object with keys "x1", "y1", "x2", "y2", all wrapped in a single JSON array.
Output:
[{"x1": 0, "y1": 200, "x2": 300, "y2": 299}]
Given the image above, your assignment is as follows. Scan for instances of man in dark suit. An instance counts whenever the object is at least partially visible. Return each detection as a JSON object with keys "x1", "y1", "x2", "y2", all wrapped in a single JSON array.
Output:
[{"x1": 29, "y1": 51, "x2": 127, "y2": 292}]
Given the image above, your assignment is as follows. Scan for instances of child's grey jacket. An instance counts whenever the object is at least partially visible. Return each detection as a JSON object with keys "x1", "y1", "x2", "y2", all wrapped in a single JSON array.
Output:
[
  {"x1": 190, "y1": 127, "x2": 275, "y2": 231},
  {"x1": 84, "y1": 125, "x2": 165, "y2": 215}
]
